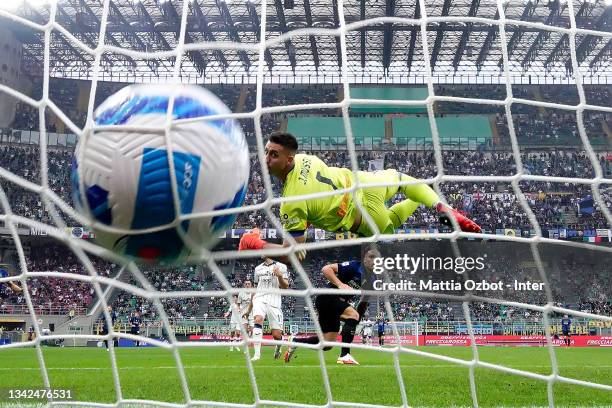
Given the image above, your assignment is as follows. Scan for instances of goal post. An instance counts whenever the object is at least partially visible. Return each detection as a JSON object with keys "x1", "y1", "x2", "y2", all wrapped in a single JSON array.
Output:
[{"x1": 384, "y1": 321, "x2": 419, "y2": 347}]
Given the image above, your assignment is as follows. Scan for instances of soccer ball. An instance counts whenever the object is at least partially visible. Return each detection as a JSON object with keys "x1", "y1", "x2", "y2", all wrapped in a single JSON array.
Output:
[{"x1": 71, "y1": 85, "x2": 250, "y2": 264}]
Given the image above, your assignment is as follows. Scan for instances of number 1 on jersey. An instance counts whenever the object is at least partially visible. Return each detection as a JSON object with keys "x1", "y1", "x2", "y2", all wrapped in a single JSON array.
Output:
[{"x1": 316, "y1": 171, "x2": 338, "y2": 190}]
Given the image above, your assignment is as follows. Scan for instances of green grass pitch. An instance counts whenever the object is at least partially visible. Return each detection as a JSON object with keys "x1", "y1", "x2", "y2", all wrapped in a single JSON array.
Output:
[{"x1": 0, "y1": 345, "x2": 610, "y2": 407}]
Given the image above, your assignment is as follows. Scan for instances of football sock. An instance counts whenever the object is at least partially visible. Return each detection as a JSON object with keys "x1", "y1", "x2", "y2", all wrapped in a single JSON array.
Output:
[
  {"x1": 340, "y1": 319, "x2": 358, "y2": 357},
  {"x1": 253, "y1": 324, "x2": 263, "y2": 356}
]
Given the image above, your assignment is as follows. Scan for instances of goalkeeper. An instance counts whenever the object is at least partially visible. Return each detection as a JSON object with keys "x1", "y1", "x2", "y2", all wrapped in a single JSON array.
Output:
[{"x1": 240, "y1": 132, "x2": 480, "y2": 253}]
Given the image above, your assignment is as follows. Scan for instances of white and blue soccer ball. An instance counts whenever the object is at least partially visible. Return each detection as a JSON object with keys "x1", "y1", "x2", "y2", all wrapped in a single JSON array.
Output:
[{"x1": 71, "y1": 85, "x2": 250, "y2": 264}]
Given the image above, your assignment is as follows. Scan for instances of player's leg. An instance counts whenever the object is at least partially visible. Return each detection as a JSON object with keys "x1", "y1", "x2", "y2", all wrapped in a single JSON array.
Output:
[
  {"x1": 240, "y1": 323, "x2": 249, "y2": 353},
  {"x1": 285, "y1": 295, "x2": 346, "y2": 362},
  {"x1": 357, "y1": 170, "x2": 480, "y2": 234},
  {"x1": 244, "y1": 312, "x2": 254, "y2": 338},
  {"x1": 267, "y1": 305, "x2": 284, "y2": 359},
  {"x1": 395, "y1": 171, "x2": 481, "y2": 232},
  {"x1": 251, "y1": 302, "x2": 266, "y2": 360},
  {"x1": 337, "y1": 306, "x2": 360, "y2": 365},
  {"x1": 101, "y1": 326, "x2": 109, "y2": 351},
  {"x1": 271, "y1": 328, "x2": 283, "y2": 359},
  {"x1": 234, "y1": 326, "x2": 242, "y2": 351},
  {"x1": 285, "y1": 331, "x2": 338, "y2": 363},
  {"x1": 355, "y1": 170, "x2": 401, "y2": 235},
  {"x1": 131, "y1": 328, "x2": 139, "y2": 347},
  {"x1": 393, "y1": 170, "x2": 439, "y2": 222},
  {"x1": 355, "y1": 169, "x2": 429, "y2": 235},
  {"x1": 228, "y1": 324, "x2": 235, "y2": 351}
]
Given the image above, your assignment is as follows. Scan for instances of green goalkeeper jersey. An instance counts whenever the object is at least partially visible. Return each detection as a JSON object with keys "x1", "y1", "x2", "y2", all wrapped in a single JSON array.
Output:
[{"x1": 280, "y1": 154, "x2": 362, "y2": 235}]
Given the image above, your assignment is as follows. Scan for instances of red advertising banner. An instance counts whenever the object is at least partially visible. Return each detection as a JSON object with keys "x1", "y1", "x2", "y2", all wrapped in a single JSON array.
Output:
[
  {"x1": 188, "y1": 334, "x2": 612, "y2": 347},
  {"x1": 418, "y1": 335, "x2": 612, "y2": 347}
]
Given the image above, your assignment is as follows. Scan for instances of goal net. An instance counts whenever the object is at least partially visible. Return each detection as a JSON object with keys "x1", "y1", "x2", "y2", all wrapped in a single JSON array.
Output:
[{"x1": 0, "y1": 0, "x2": 611, "y2": 407}]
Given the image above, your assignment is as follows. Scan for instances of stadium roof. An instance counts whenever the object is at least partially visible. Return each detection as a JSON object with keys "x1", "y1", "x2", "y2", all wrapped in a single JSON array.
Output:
[{"x1": 1, "y1": 0, "x2": 611, "y2": 83}]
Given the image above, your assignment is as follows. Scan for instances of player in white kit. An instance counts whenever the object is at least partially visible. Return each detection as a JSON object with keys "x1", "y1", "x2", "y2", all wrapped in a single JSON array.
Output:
[
  {"x1": 223, "y1": 295, "x2": 242, "y2": 351},
  {"x1": 361, "y1": 316, "x2": 374, "y2": 346},
  {"x1": 244, "y1": 258, "x2": 290, "y2": 361},
  {"x1": 238, "y1": 280, "x2": 254, "y2": 338}
]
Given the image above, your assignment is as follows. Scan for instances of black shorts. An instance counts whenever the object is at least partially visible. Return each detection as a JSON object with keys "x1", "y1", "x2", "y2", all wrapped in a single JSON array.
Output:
[
  {"x1": 131, "y1": 328, "x2": 140, "y2": 335},
  {"x1": 562, "y1": 329, "x2": 570, "y2": 336},
  {"x1": 315, "y1": 295, "x2": 351, "y2": 333}
]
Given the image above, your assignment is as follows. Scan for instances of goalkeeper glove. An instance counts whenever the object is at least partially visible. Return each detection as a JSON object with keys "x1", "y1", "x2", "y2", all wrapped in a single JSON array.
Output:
[
  {"x1": 436, "y1": 203, "x2": 482, "y2": 233},
  {"x1": 239, "y1": 228, "x2": 266, "y2": 250}
]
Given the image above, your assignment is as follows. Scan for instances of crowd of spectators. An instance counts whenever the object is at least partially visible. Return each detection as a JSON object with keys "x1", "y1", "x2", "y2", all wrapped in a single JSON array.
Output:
[
  {"x1": 237, "y1": 149, "x2": 611, "y2": 231},
  {"x1": 0, "y1": 143, "x2": 610, "y2": 233},
  {"x1": 8, "y1": 82, "x2": 609, "y2": 147},
  {"x1": 0, "y1": 145, "x2": 72, "y2": 224},
  {"x1": 496, "y1": 108, "x2": 609, "y2": 146},
  {"x1": 379, "y1": 248, "x2": 612, "y2": 323},
  {"x1": 1, "y1": 240, "x2": 610, "y2": 322},
  {"x1": 0, "y1": 245, "x2": 114, "y2": 315},
  {"x1": 197, "y1": 246, "x2": 611, "y2": 324},
  {"x1": 111, "y1": 266, "x2": 205, "y2": 322},
  {"x1": 434, "y1": 84, "x2": 610, "y2": 113},
  {"x1": 1, "y1": 82, "x2": 610, "y2": 323}
]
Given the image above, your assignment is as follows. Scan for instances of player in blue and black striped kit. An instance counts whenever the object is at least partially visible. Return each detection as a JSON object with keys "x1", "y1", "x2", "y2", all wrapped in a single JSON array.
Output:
[
  {"x1": 561, "y1": 314, "x2": 572, "y2": 347},
  {"x1": 100, "y1": 306, "x2": 118, "y2": 351},
  {"x1": 130, "y1": 311, "x2": 142, "y2": 347},
  {"x1": 376, "y1": 316, "x2": 387, "y2": 346},
  {"x1": 284, "y1": 246, "x2": 380, "y2": 365}
]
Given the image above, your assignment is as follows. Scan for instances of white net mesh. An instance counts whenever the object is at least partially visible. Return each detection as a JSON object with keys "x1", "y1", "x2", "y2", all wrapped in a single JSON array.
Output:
[{"x1": 0, "y1": 0, "x2": 612, "y2": 406}]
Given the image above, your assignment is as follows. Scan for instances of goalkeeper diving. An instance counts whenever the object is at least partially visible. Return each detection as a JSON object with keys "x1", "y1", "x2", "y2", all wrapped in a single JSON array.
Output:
[{"x1": 240, "y1": 132, "x2": 481, "y2": 253}]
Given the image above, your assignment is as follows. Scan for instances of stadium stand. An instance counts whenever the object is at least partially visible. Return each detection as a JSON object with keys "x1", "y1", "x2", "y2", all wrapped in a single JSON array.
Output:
[{"x1": 1, "y1": 83, "x2": 610, "y2": 323}]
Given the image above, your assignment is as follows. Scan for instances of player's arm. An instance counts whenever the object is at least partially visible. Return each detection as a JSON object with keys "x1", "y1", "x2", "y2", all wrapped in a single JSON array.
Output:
[
  {"x1": 240, "y1": 229, "x2": 306, "y2": 251},
  {"x1": 272, "y1": 265, "x2": 289, "y2": 289},
  {"x1": 238, "y1": 229, "x2": 306, "y2": 264},
  {"x1": 243, "y1": 293, "x2": 254, "y2": 318},
  {"x1": 1, "y1": 269, "x2": 22, "y2": 293},
  {"x1": 321, "y1": 263, "x2": 352, "y2": 291},
  {"x1": 8, "y1": 281, "x2": 22, "y2": 293},
  {"x1": 238, "y1": 202, "x2": 308, "y2": 262}
]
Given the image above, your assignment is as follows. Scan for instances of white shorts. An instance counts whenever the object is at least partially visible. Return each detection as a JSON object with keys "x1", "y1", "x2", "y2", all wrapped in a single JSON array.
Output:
[
  {"x1": 252, "y1": 301, "x2": 283, "y2": 331},
  {"x1": 363, "y1": 328, "x2": 372, "y2": 337}
]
